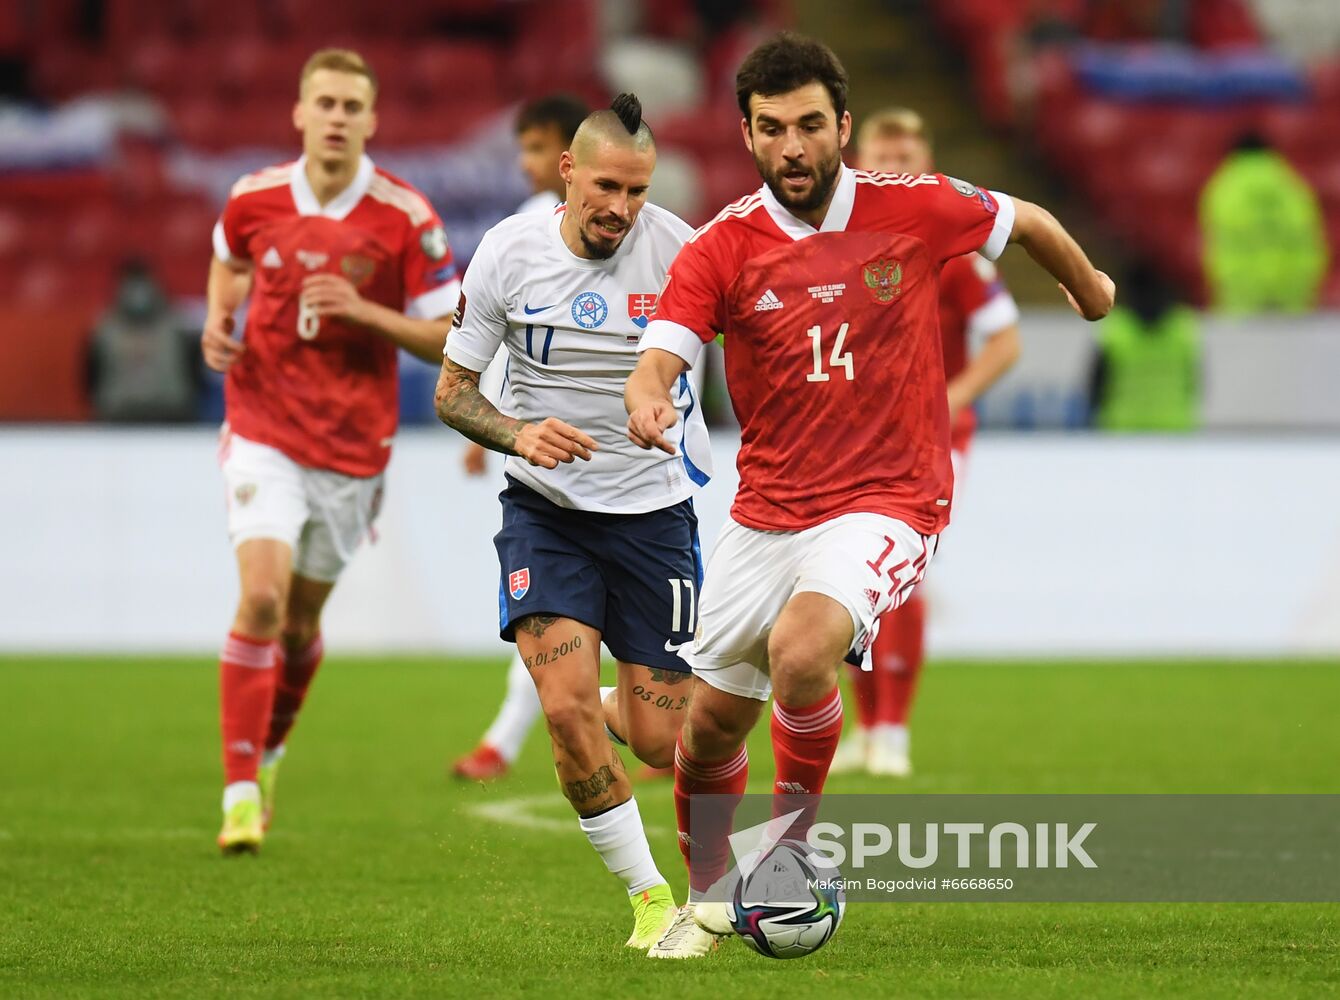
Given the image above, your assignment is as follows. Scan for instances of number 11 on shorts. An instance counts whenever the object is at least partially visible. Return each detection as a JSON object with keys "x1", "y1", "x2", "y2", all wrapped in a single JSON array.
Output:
[{"x1": 668, "y1": 577, "x2": 696, "y2": 632}]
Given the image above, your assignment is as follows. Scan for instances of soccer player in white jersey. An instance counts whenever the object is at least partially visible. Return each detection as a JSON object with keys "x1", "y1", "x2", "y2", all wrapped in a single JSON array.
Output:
[
  {"x1": 626, "y1": 33, "x2": 1112, "y2": 957},
  {"x1": 434, "y1": 95, "x2": 712, "y2": 950},
  {"x1": 453, "y1": 94, "x2": 591, "y2": 782}
]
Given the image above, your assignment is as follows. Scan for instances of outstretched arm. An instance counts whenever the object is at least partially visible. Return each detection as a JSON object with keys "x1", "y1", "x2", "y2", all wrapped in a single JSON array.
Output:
[
  {"x1": 1009, "y1": 200, "x2": 1116, "y2": 321},
  {"x1": 434, "y1": 356, "x2": 597, "y2": 469},
  {"x1": 625, "y1": 347, "x2": 688, "y2": 454}
]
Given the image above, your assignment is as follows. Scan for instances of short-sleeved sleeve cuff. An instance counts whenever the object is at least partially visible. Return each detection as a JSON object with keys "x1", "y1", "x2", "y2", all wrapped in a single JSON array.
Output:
[
  {"x1": 966, "y1": 292, "x2": 1020, "y2": 340},
  {"x1": 406, "y1": 279, "x2": 461, "y2": 321},
  {"x1": 639, "y1": 319, "x2": 707, "y2": 369},
  {"x1": 212, "y1": 221, "x2": 237, "y2": 263},
  {"x1": 445, "y1": 333, "x2": 494, "y2": 372},
  {"x1": 979, "y1": 191, "x2": 1015, "y2": 261}
]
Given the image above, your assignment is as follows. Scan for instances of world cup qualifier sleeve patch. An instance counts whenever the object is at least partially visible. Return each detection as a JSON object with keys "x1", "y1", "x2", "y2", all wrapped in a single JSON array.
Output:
[{"x1": 508, "y1": 568, "x2": 531, "y2": 600}]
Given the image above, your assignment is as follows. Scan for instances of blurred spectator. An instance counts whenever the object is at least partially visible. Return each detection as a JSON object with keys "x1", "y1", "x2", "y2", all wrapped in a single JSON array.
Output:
[
  {"x1": 1200, "y1": 132, "x2": 1329, "y2": 314},
  {"x1": 86, "y1": 259, "x2": 200, "y2": 422},
  {"x1": 514, "y1": 93, "x2": 589, "y2": 213},
  {"x1": 1090, "y1": 261, "x2": 1200, "y2": 432},
  {"x1": 1080, "y1": 0, "x2": 1259, "y2": 49}
]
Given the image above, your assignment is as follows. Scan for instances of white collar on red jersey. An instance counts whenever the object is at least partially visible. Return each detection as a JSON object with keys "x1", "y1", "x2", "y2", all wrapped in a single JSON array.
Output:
[
  {"x1": 759, "y1": 164, "x2": 856, "y2": 241},
  {"x1": 289, "y1": 154, "x2": 375, "y2": 220}
]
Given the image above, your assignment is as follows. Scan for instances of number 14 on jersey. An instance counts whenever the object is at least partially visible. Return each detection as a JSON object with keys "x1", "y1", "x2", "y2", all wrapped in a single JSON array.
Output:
[{"x1": 807, "y1": 322, "x2": 853, "y2": 382}]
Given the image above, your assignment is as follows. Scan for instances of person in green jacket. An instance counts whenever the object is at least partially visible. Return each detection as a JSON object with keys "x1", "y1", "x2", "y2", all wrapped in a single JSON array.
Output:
[
  {"x1": 1091, "y1": 261, "x2": 1201, "y2": 432},
  {"x1": 1200, "y1": 132, "x2": 1329, "y2": 314}
]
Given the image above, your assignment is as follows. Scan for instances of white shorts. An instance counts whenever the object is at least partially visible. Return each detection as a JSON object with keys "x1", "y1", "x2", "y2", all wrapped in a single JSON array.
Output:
[
  {"x1": 683, "y1": 512, "x2": 939, "y2": 701},
  {"x1": 219, "y1": 429, "x2": 384, "y2": 583}
]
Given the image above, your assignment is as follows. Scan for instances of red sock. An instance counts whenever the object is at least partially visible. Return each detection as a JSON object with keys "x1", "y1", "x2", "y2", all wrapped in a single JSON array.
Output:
[
  {"x1": 847, "y1": 661, "x2": 877, "y2": 730},
  {"x1": 674, "y1": 738, "x2": 749, "y2": 897},
  {"x1": 265, "y1": 633, "x2": 324, "y2": 750},
  {"x1": 220, "y1": 631, "x2": 277, "y2": 784},
  {"x1": 873, "y1": 594, "x2": 925, "y2": 726},
  {"x1": 771, "y1": 686, "x2": 843, "y2": 835}
]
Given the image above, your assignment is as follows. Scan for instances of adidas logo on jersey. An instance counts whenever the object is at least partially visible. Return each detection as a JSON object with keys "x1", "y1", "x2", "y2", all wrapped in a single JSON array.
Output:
[
  {"x1": 754, "y1": 288, "x2": 784, "y2": 311},
  {"x1": 261, "y1": 246, "x2": 283, "y2": 268}
]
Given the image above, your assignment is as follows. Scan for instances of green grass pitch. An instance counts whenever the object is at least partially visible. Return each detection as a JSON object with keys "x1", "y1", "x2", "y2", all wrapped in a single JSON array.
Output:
[{"x1": 2, "y1": 655, "x2": 1337, "y2": 998}]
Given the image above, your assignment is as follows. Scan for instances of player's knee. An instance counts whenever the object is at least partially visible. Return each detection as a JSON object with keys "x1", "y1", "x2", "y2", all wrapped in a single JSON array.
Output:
[
  {"x1": 626, "y1": 727, "x2": 676, "y2": 769},
  {"x1": 237, "y1": 583, "x2": 286, "y2": 635},
  {"x1": 542, "y1": 695, "x2": 605, "y2": 756},
  {"x1": 281, "y1": 615, "x2": 319, "y2": 650},
  {"x1": 686, "y1": 696, "x2": 753, "y2": 759},
  {"x1": 768, "y1": 628, "x2": 843, "y2": 696}
]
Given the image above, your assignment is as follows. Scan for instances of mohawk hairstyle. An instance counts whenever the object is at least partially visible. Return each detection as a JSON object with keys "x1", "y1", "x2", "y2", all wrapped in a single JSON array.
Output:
[{"x1": 610, "y1": 93, "x2": 644, "y2": 135}]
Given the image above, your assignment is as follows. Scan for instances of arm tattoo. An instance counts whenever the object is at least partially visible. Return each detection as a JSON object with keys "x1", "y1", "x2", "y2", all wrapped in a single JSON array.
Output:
[
  {"x1": 565, "y1": 765, "x2": 616, "y2": 805},
  {"x1": 434, "y1": 358, "x2": 527, "y2": 454},
  {"x1": 516, "y1": 614, "x2": 561, "y2": 639}
]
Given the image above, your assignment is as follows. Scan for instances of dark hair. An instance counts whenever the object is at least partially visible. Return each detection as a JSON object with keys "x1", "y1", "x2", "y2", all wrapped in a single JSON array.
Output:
[
  {"x1": 735, "y1": 32, "x2": 848, "y2": 123},
  {"x1": 610, "y1": 92, "x2": 643, "y2": 135},
  {"x1": 515, "y1": 93, "x2": 591, "y2": 143}
]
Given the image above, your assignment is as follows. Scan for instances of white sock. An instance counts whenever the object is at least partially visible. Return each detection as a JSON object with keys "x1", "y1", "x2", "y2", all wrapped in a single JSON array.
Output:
[
  {"x1": 222, "y1": 781, "x2": 260, "y2": 811},
  {"x1": 873, "y1": 723, "x2": 909, "y2": 755},
  {"x1": 578, "y1": 797, "x2": 666, "y2": 895},
  {"x1": 261, "y1": 745, "x2": 285, "y2": 767},
  {"x1": 481, "y1": 651, "x2": 542, "y2": 763}
]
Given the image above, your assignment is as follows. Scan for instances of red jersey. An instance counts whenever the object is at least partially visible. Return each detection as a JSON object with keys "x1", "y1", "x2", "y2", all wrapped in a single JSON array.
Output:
[
  {"x1": 213, "y1": 155, "x2": 460, "y2": 477},
  {"x1": 644, "y1": 168, "x2": 1014, "y2": 534},
  {"x1": 938, "y1": 253, "x2": 1019, "y2": 451}
]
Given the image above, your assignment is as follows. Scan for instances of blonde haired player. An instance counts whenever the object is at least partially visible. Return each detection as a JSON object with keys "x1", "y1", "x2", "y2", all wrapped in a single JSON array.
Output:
[
  {"x1": 830, "y1": 106, "x2": 1022, "y2": 777},
  {"x1": 203, "y1": 49, "x2": 460, "y2": 853}
]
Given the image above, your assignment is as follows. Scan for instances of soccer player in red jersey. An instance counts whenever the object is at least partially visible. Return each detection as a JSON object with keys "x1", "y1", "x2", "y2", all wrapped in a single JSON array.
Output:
[
  {"x1": 201, "y1": 49, "x2": 460, "y2": 853},
  {"x1": 831, "y1": 107, "x2": 1022, "y2": 778},
  {"x1": 625, "y1": 33, "x2": 1113, "y2": 956}
]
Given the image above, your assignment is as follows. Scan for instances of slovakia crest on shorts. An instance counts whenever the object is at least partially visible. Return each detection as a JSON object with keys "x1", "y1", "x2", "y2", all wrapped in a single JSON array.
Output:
[
  {"x1": 508, "y1": 568, "x2": 530, "y2": 600},
  {"x1": 627, "y1": 292, "x2": 658, "y2": 329}
]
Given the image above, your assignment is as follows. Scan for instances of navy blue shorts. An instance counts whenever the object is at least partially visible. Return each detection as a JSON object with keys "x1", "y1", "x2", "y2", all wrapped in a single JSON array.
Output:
[{"x1": 494, "y1": 476, "x2": 702, "y2": 671}]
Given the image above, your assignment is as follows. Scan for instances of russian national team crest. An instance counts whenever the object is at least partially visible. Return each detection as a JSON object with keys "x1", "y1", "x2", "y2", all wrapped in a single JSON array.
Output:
[
  {"x1": 341, "y1": 254, "x2": 375, "y2": 287},
  {"x1": 862, "y1": 257, "x2": 903, "y2": 303},
  {"x1": 572, "y1": 291, "x2": 608, "y2": 329},
  {"x1": 508, "y1": 568, "x2": 531, "y2": 600},
  {"x1": 627, "y1": 292, "x2": 658, "y2": 329}
]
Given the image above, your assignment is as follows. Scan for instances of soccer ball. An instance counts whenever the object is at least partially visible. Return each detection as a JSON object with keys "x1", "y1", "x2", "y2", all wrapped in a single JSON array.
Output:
[{"x1": 727, "y1": 839, "x2": 846, "y2": 959}]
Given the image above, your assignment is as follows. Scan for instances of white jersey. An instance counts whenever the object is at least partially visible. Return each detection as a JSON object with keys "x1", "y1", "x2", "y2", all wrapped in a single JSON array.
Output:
[
  {"x1": 478, "y1": 190, "x2": 564, "y2": 405},
  {"x1": 446, "y1": 202, "x2": 712, "y2": 513},
  {"x1": 516, "y1": 190, "x2": 561, "y2": 215}
]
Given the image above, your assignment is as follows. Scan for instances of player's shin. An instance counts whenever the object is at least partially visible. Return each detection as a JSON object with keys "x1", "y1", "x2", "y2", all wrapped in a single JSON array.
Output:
[
  {"x1": 265, "y1": 633, "x2": 324, "y2": 751},
  {"x1": 674, "y1": 735, "x2": 749, "y2": 901},
  {"x1": 220, "y1": 631, "x2": 277, "y2": 788},
  {"x1": 770, "y1": 685, "x2": 844, "y2": 835},
  {"x1": 873, "y1": 593, "x2": 925, "y2": 729}
]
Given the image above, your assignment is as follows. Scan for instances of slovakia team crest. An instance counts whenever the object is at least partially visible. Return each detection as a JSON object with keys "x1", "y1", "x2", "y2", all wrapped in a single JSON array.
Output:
[
  {"x1": 572, "y1": 291, "x2": 608, "y2": 329},
  {"x1": 627, "y1": 293, "x2": 658, "y2": 329},
  {"x1": 508, "y1": 568, "x2": 531, "y2": 600}
]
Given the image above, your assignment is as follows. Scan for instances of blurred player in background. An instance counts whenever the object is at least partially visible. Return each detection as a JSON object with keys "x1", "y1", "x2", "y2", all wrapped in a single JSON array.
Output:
[
  {"x1": 626, "y1": 32, "x2": 1112, "y2": 957},
  {"x1": 202, "y1": 49, "x2": 459, "y2": 854},
  {"x1": 831, "y1": 107, "x2": 1021, "y2": 778},
  {"x1": 453, "y1": 94, "x2": 591, "y2": 781},
  {"x1": 436, "y1": 95, "x2": 711, "y2": 950}
]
